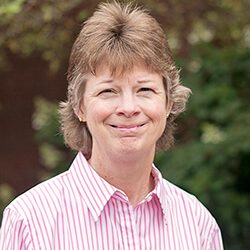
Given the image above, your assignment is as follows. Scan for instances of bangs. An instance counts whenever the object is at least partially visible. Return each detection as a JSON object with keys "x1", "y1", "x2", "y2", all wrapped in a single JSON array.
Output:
[{"x1": 87, "y1": 43, "x2": 163, "y2": 77}]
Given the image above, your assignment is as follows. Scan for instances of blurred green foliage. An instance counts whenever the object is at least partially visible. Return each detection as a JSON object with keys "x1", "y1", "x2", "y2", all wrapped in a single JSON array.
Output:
[
  {"x1": 0, "y1": 184, "x2": 15, "y2": 217},
  {"x1": 32, "y1": 97, "x2": 74, "y2": 180},
  {"x1": 1, "y1": 0, "x2": 250, "y2": 249},
  {"x1": 156, "y1": 45, "x2": 250, "y2": 250}
]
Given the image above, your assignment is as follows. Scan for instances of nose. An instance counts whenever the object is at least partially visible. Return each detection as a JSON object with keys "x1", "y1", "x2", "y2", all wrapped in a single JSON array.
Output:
[{"x1": 116, "y1": 92, "x2": 140, "y2": 117}]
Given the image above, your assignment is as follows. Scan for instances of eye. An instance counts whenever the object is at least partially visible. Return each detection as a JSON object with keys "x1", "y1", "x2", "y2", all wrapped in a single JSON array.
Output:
[
  {"x1": 100, "y1": 89, "x2": 113, "y2": 93},
  {"x1": 98, "y1": 88, "x2": 117, "y2": 96},
  {"x1": 138, "y1": 87, "x2": 155, "y2": 93}
]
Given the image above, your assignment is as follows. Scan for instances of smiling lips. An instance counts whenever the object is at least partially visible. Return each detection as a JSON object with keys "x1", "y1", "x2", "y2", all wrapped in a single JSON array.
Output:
[{"x1": 110, "y1": 123, "x2": 145, "y2": 132}]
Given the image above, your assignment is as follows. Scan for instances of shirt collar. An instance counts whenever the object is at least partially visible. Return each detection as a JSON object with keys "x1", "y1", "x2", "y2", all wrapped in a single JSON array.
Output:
[
  {"x1": 70, "y1": 152, "x2": 168, "y2": 223},
  {"x1": 70, "y1": 152, "x2": 117, "y2": 221},
  {"x1": 151, "y1": 165, "x2": 168, "y2": 224}
]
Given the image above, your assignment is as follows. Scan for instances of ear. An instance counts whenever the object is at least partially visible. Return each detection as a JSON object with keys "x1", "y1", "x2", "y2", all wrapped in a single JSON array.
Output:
[
  {"x1": 166, "y1": 99, "x2": 173, "y2": 117},
  {"x1": 74, "y1": 100, "x2": 86, "y2": 122}
]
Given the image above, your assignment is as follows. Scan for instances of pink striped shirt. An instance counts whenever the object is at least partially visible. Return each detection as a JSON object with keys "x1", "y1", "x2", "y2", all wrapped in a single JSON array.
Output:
[{"x1": 0, "y1": 152, "x2": 223, "y2": 249}]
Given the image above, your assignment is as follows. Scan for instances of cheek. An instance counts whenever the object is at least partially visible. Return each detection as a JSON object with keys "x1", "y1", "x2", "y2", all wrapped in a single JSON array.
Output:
[
  {"x1": 85, "y1": 103, "x2": 112, "y2": 123},
  {"x1": 147, "y1": 102, "x2": 167, "y2": 118},
  {"x1": 147, "y1": 104, "x2": 167, "y2": 132}
]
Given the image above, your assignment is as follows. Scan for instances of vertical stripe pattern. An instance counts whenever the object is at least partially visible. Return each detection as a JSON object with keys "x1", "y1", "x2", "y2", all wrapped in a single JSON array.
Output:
[{"x1": 0, "y1": 152, "x2": 224, "y2": 249}]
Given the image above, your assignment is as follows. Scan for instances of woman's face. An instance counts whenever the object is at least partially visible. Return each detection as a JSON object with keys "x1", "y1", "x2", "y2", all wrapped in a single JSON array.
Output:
[{"x1": 80, "y1": 64, "x2": 168, "y2": 158}]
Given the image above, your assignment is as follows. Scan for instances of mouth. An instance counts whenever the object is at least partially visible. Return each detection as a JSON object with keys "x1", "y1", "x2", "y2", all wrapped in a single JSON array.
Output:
[
  {"x1": 109, "y1": 123, "x2": 146, "y2": 132},
  {"x1": 110, "y1": 123, "x2": 145, "y2": 128}
]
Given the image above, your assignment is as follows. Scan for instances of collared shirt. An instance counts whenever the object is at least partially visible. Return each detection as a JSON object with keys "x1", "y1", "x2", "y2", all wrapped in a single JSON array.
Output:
[{"x1": 0, "y1": 152, "x2": 223, "y2": 250}]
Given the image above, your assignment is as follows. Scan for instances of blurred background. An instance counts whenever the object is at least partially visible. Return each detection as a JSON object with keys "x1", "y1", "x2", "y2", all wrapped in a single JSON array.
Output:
[{"x1": 0, "y1": 0, "x2": 249, "y2": 249}]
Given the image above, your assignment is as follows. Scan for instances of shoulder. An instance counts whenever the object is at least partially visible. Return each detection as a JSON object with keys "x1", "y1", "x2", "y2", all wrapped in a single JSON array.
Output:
[
  {"x1": 5, "y1": 169, "x2": 72, "y2": 222},
  {"x1": 162, "y1": 178, "x2": 216, "y2": 223},
  {"x1": 161, "y1": 179, "x2": 223, "y2": 248},
  {"x1": 0, "y1": 170, "x2": 74, "y2": 249},
  {"x1": 162, "y1": 178, "x2": 196, "y2": 201}
]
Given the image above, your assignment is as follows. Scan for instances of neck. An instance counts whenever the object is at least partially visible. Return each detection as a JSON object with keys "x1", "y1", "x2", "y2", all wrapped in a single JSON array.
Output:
[{"x1": 89, "y1": 149, "x2": 155, "y2": 207}]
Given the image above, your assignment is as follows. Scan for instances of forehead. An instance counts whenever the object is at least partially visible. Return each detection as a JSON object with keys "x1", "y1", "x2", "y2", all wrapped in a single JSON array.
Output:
[{"x1": 91, "y1": 63, "x2": 162, "y2": 80}]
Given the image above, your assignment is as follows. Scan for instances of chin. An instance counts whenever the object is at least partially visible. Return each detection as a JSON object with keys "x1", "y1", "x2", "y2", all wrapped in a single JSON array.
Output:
[{"x1": 115, "y1": 139, "x2": 149, "y2": 155}]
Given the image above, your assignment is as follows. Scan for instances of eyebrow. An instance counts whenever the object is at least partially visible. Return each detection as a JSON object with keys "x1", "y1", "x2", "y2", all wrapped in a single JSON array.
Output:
[
  {"x1": 97, "y1": 78, "x2": 155, "y2": 84},
  {"x1": 97, "y1": 79, "x2": 114, "y2": 84},
  {"x1": 137, "y1": 79, "x2": 154, "y2": 83}
]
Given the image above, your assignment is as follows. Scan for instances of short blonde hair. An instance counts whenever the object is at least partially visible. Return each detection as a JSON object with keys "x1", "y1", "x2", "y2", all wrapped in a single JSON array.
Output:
[{"x1": 60, "y1": 1, "x2": 191, "y2": 159}]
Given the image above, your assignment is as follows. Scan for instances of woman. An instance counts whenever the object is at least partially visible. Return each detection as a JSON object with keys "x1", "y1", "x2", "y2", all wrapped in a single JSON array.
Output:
[{"x1": 0, "y1": 2, "x2": 223, "y2": 249}]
